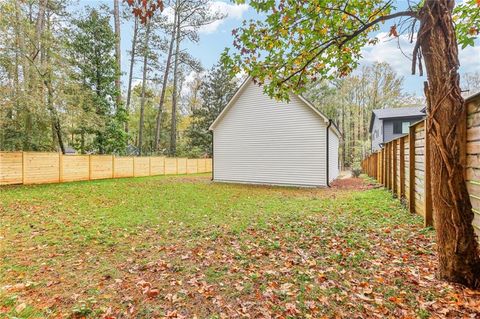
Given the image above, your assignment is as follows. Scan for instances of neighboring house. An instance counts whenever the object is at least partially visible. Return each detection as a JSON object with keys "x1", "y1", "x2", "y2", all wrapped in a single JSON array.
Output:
[
  {"x1": 369, "y1": 106, "x2": 426, "y2": 152},
  {"x1": 209, "y1": 77, "x2": 341, "y2": 187}
]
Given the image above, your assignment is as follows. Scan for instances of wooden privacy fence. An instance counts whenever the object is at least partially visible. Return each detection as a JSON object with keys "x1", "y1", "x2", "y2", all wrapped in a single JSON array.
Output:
[
  {"x1": 361, "y1": 93, "x2": 480, "y2": 238},
  {"x1": 0, "y1": 152, "x2": 212, "y2": 186}
]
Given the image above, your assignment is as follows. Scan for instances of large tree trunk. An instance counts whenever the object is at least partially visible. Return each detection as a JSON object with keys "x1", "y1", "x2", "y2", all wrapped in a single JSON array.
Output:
[
  {"x1": 154, "y1": 8, "x2": 178, "y2": 152},
  {"x1": 418, "y1": 0, "x2": 480, "y2": 288},
  {"x1": 126, "y1": 16, "x2": 139, "y2": 134},
  {"x1": 113, "y1": 0, "x2": 122, "y2": 109},
  {"x1": 170, "y1": 9, "x2": 181, "y2": 156},
  {"x1": 138, "y1": 21, "x2": 151, "y2": 155}
]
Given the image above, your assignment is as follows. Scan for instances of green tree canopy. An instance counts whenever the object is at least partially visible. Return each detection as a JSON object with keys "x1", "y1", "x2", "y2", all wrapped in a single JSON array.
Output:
[
  {"x1": 186, "y1": 63, "x2": 239, "y2": 156},
  {"x1": 68, "y1": 8, "x2": 127, "y2": 154},
  {"x1": 222, "y1": 0, "x2": 479, "y2": 99}
]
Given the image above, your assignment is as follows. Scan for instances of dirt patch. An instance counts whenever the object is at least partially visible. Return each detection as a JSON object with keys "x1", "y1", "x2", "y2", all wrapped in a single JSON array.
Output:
[{"x1": 330, "y1": 177, "x2": 376, "y2": 190}]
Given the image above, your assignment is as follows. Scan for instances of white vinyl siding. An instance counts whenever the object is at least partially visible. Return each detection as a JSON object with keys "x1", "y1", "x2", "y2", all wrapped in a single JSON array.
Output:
[
  {"x1": 213, "y1": 80, "x2": 330, "y2": 187},
  {"x1": 328, "y1": 127, "x2": 339, "y2": 182}
]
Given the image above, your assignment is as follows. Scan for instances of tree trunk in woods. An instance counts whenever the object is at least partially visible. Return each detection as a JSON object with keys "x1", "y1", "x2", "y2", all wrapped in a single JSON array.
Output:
[
  {"x1": 14, "y1": 3, "x2": 20, "y2": 97},
  {"x1": 138, "y1": 21, "x2": 151, "y2": 155},
  {"x1": 32, "y1": 0, "x2": 47, "y2": 61},
  {"x1": 170, "y1": 10, "x2": 181, "y2": 156},
  {"x1": 113, "y1": 0, "x2": 122, "y2": 109},
  {"x1": 418, "y1": 0, "x2": 480, "y2": 288},
  {"x1": 45, "y1": 11, "x2": 65, "y2": 154},
  {"x1": 14, "y1": 1, "x2": 29, "y2": 91},
  {"x1": 46, "y1": 82, "x2": 65, "y2": 154},
  {"x1": 126, "y1": 16, "x2": 139, "y2": 133},
  {"x1": 154, "y1": 9, "x2": 178, "y2": 152}
]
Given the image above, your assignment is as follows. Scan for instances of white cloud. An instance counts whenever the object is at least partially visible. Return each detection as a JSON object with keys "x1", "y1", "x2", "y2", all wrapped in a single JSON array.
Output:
[
  {"x1": 161, "y1": 7, "x2": 176, "y2": 24},
  {"x1": 361, "y1": 32, "x2": 415, "y2": 76},
  {"x1": 181, "y1": 70, "x2": 206, "y2": 96},
  {"x1": 199, "y1": 1, "x2": 249, "y2": 34},
  {"x1": 361, "y1": 31, "x2": 480, "y2": 76},
  {"x1": 459, "y1": 45, "x2": 480, "y2": 73},
  {"x1": 211, "y1": 1, "x2": 248, "y2": 20},
  {"x1": 162, "y1": 1, "x2": 249, "y2": 34}
]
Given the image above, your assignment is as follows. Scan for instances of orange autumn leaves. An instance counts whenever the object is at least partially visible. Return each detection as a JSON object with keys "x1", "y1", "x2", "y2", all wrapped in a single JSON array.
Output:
[{"x1": 125, "y1": 0, "x2": 164, "y2": 24}]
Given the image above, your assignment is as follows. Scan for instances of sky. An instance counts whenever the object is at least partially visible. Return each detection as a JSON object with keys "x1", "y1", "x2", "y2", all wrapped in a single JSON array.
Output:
[{"x1": 81, "y1": 0, "x2": 480, "y2": 98}]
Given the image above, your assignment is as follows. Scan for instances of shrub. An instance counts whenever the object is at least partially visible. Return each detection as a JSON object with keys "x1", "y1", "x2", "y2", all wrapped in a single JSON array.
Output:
[{"x1": 352, "y1": 168, "x2": 362, "y2": 178}]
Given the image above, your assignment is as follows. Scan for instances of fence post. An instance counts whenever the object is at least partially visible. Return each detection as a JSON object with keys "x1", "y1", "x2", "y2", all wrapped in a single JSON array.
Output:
[
  {"x1": 385, "y1": 145, "x2": 389, "y2": 188},
  {"x1": 380, "y1": 148, "x2": 385, "y2": 185},
  {"x1": 377, "y1": 152, "x2": 381, "y2": 183},
  {"x1": 88, "y1": 155, "x2": 92, "y2": 180},
  {"x1": 149, "y1": 157, "x2": 152, "y2": 176},
  {"x1": 379, "y1": 150, "x2": 382, "y2": 183},
  {"x1": 390, "y1": 142, "x2": 394, "y2": 190},
  {"x1": 22, "y1": 151, "x2": 26, "y2": 185},
  {"x1": 393, "y1": 141, "x2": 397, "y2": 195},
  {"x1": 133, "y1": 157, "x2": 136, "y2": 177},
  {"x1": 391, "y1": 142, "x2": 394, "y2": 191},
  {"x1": 409, "y1": 125, "x2": 416, "y2": 214},
  {"x1": 387, "y1": 143, "x2": 391, "y2": 190},
  {"x1": 424, "y1": 120, "x2": 433, "y2": 227},
  {"x1": 380, "y1": 150, "x2": 383, "y2": 184},
  {"x1": 387, "y1": 143, "x2": 392, "y2": 189},
  {"x1": 399, "y1": 137, "x2": 405, "y2": 199},
  {"x1": 59, "y1": 153, "x2": 63, "y2": 183},
  {"x1": 112, "y1": 155, "x2": 115, "y2": 178},
  {"x1": 382, "y1": 146, "x2": 387, "y2": 186}
]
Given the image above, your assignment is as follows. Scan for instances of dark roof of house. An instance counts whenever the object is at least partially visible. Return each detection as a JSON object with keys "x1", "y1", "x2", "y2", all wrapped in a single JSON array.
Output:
[{"x1": 369, "y1": 106, "x2": 425, "y2": 133}]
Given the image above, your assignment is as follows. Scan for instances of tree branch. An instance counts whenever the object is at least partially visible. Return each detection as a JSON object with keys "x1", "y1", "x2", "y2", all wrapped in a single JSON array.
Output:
[{"x1": 280, "y1": 10, "x2": 419, "y2": 85}]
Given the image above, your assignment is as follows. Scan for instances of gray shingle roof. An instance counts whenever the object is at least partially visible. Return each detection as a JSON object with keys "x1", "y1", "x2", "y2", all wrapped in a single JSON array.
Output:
[{"x1": 372, "y1": 106, "x2": 425, "y2": 119}]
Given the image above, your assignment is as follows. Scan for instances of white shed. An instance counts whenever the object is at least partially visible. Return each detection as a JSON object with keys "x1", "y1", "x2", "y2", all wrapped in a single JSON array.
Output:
[{"x1": 209, "y1": 77, "x2": 341, "y2": 187}]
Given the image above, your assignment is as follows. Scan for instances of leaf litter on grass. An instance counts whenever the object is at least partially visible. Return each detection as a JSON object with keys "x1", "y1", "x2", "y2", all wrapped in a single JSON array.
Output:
[{"x1": 0, "y1": 175, "x2": 479, "y2": 318}]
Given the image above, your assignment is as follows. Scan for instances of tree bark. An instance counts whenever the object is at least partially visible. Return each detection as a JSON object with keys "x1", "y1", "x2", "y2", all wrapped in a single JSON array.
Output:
[
  {"x1": 45, "y1": 11, "x2": 64, "y2": 154},
  {"x1": 125, "y1": 16, "x2": 139, "y2": 134},
  {"x1": 154, "y1": 8, "x2": 178, "y2": 152},
  {"x1": 170, "y1": 7, "x2": 181, "y2": 156},
  {"x1": 14, "y1": 1, "x2": 29, "y2": 91},
  {"x1": 138, "y1": 21, "x2": 151, "y2": 155},
  {"x1": 32, "y1": 0, "x2": 47, "y2": 61},
  {"x1": 113, "y1": 0, "x2": 122, "y2": 109},
  {"x1": 418, "y1": 0, "x2": 480, "y2": 288}
]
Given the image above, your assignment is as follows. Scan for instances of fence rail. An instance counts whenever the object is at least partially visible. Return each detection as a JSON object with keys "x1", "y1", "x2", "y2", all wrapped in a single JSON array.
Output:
[
  {"x1": 0, "y1": 152, "x2": 212, "y2": 186},
  {"x1": 362, "y1": 93, "x2": 480, "y2": 238}
]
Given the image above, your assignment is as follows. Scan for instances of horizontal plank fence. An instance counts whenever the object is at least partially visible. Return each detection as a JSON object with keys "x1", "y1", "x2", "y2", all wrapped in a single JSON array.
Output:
[
  {"x1": 362, "y1": 93, "x2": 480, "y2": 238},
  {"x1": 0, "y1": 152, "x2": 212, "y2": 186}
]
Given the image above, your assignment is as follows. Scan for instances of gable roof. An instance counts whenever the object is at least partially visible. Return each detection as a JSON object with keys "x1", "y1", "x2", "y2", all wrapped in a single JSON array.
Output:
[
  {"x1": 209, "y1": 76, "x2": 342, "y2": 138},
  {"x1": 369, "y1": 106, "x2": 426, "y2": 133}
]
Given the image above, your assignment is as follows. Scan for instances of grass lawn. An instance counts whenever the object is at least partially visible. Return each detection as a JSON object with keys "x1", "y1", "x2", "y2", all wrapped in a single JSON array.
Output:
[{"x1": 1, "y1": 175, "x2": 479, "y2": 318}]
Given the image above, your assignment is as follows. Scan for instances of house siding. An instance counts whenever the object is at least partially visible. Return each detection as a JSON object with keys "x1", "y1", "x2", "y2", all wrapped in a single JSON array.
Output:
[
  {"x1": 383, "y1": 116, "x2": 424, "y2": 144},
  {"x1": 212, "y1": 80, "x2": 330, "y2": 187},
  {"x1": 371, "y1": 116, "x2": 384, "y2": 152}
]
